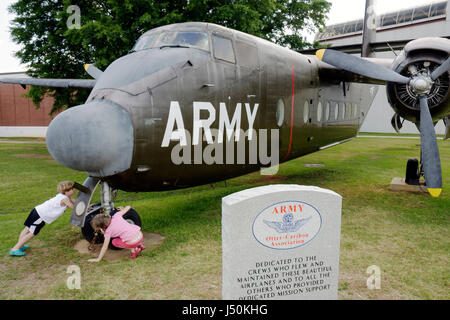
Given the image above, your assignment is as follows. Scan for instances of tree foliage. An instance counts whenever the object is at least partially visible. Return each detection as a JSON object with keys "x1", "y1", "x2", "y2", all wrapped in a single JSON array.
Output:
[{"x1": 9, "y1": 0, "x2": 331, "y2": 114}]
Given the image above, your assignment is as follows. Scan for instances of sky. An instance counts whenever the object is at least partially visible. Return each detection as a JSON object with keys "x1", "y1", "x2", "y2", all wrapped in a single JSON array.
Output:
[{"x1": 0, "y1": 0, "x2": 444, "y2": 73}]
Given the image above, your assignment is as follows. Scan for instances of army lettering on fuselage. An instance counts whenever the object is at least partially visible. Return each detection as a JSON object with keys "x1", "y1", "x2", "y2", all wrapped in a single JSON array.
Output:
[
  {"x1": 161, "y1": 101, "x2": 259, "y2": 147},
  {"x1": 161, "y1": 100, "x2": 280, "y2": 174}
]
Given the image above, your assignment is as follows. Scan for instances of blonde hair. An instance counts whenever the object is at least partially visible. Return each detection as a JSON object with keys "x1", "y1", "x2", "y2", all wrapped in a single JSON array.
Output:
[
  {"x1": 90, "y1": 214, "x2": 112, "y2": 232},
  {"x1": 57, "y1": 181, "x2": 74, "y2": 194}
]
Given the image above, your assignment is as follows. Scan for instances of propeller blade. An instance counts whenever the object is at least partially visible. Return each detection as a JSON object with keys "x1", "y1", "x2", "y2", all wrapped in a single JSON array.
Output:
[
  {"x1": 419, "y1": 95, "x2": 442, "y2": 197},
  {"x1": 84, "y1": 64, "x2": 103, "y2": 80},
  {"x1": 316, "y1": 49, "x2": 410, "y2": 84},
  {"x1": 430, "y1": 56, "x2": 450, "y2": 80}
]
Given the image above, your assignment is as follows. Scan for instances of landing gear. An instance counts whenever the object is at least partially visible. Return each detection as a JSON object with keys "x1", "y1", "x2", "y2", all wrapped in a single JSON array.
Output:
[
  {"x1": 100, "y1": 181, "x2": 115, "y2": 215},
  {"x1": 79, "y1": 180, "x2": 142, "y2": 249},
  {"x1": 81, "y1": 206, "x2": 142, "y2": 249},
  {"x1": 405, "y1": 158, "x2": 420, "y2": 185}
]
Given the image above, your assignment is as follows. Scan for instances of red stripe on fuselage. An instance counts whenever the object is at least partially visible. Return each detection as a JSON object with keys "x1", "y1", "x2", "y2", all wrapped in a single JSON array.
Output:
[{"x1": 283, "y1": 59, "x2": 295, "y2": 162}]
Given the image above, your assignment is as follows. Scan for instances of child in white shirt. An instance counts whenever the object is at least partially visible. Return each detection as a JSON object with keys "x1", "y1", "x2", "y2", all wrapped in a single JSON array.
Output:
[{"x1": 9, "y1": 181, "x2": 75, "y2": 256}]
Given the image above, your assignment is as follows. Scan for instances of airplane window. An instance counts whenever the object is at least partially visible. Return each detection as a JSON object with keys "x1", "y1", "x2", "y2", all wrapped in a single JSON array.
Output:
[
  {"x1": 155, "y1": 31, "x2": 209, "y2": 51},
  {"x1": 325, "y1": 102, "x2": 330, "y2": 122},
  {"x1": 276, "y1": 99, "x2": 285, "y2": 127},
  {"x1": 133, "y1": 32, "x2": 209, "y2": 52},
  {"x1": 235, "y1": 40, "x2": 258, "y2": 68},
  {"x1": 303, "y1": 101, "x2": 309, "y2": 124},
  {"x1": 132, "y1": 35, "x2": 156, "y2": 52},
  {"x1": 213, "y1": 35, "x2": 236, "y2": 63},
  {"x1": 317, "y1": 101, "x2": 322, "y2": 122}
]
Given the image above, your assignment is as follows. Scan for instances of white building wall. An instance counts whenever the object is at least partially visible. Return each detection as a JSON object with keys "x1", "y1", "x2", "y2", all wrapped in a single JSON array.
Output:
[{"x1": 0, "y1": 126, "x2": 47, "y2": 137}]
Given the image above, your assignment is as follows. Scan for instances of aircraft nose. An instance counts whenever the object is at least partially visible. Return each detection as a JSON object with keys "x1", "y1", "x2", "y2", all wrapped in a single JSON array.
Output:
[{"x1": 46, "y1": 100, "x2": 134, "y2": 177}]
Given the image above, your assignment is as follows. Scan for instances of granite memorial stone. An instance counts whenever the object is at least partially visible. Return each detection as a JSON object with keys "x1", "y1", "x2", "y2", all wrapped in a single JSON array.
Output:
[{"x1": 222, "y1": 184, "x2": 342, "y2": 300}]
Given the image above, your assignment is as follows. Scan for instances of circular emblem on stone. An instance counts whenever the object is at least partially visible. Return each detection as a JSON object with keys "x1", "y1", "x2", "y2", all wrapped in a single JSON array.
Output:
[{"x1": 252, "y1": 200, "x2": 322, "y2": 250}]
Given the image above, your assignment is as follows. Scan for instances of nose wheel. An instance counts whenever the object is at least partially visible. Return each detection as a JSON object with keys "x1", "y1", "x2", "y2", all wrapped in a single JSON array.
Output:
[
  {"x1": 73, "y1": 179, "x2": 142, "y2": 249},
  {"x1": 81, "y1": 206, "x2": 142, "y2": 250}
]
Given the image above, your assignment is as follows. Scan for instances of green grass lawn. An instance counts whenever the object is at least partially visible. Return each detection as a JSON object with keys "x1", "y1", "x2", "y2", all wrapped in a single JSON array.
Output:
[{"x1": 0, "y1": 137, "x2": 448, "y2": 299}]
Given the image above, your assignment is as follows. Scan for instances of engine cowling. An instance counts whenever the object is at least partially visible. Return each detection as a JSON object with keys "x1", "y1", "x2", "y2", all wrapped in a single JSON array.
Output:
[{"x1": 386, "y1": 38, "x2": 450, "y2": 123}]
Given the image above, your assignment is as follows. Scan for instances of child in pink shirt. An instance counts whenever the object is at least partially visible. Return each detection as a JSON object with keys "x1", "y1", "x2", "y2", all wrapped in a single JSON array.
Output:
[{"x1": 88, "y1": 206, "x2": 144, "y2": 262}]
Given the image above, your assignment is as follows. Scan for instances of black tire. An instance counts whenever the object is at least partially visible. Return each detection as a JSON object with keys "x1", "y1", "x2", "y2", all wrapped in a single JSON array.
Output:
[
  {"x1": 405, "y1": 158, "x2": 420, "y2": 185},
  {"x1": 122, "y1": 208, "x2": 142, "y2": 228},
  {"x1": 81, "y1": 205, "x2": 102, "y2": 244},
  {"x1": 81, "y1": 207, "x2": 142, "y2": 250}
]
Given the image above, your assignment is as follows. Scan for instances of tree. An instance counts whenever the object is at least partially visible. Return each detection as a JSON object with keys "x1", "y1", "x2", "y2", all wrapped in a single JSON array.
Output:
[{"x1": 9, "y1": 0, "x2": 331, "y2": 114}]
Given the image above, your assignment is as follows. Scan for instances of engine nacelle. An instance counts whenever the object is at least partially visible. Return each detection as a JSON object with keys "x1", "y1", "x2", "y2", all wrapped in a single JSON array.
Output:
[{"x1": 386, "y1": 37, "x2": 450, "y2": 123}]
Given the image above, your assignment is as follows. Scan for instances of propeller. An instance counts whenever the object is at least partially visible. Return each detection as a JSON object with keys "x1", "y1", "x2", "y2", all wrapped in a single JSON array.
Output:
[
  {"x1": 84, "y1": 64, "x2": 103, "y2": 80},
  {"x1": 418, "y1": 95, "x2": 442, "y2": 197},
  {"x1": 430, "y1": 56, "x2": 450, "y2": 80},
  {"x1": 316, "y1": 48, "x2": 449, "y2": 197},
  {"x1": 316, "y1": 49, "x2": 410, "y2": 84}
]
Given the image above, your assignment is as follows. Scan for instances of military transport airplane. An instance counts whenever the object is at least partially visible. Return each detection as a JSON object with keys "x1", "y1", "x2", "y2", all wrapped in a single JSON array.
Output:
[{"x1": 1, "y1": 21, "x2": 449, "y2": 244}]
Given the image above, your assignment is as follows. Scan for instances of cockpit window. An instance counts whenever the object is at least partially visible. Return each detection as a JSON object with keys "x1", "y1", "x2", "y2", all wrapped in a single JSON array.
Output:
[
  {"x1": 132, "y1": 35, "x2": 156, "y2": 52},
  {"x1": 132, "y1": 31, "x2": 209, "y2": 52}
]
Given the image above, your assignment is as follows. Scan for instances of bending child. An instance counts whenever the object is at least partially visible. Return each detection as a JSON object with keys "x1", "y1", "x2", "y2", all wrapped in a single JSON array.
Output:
[
  {"x1": 10, "y1": 181, "x2": 75, "y2": 256},
  {"x1": 88, "y1": 205, "x2": 145, "y2": 262}
]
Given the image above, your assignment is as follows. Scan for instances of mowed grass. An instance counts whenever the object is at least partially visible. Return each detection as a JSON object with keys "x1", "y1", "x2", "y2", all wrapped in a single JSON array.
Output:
[{"x1": 0, "y1": 137, "x2": 448, "y2": 300}]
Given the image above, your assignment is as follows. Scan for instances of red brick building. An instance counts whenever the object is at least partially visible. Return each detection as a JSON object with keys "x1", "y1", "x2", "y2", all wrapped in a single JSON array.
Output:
[{"x1": 0, "y1": 72, "x2": 56, "y2": 137}]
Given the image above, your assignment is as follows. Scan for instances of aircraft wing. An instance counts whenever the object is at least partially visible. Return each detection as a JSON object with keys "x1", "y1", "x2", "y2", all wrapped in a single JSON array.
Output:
[{"x1": 0, "y1": 77, "x2": 96, "y2": 88}]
